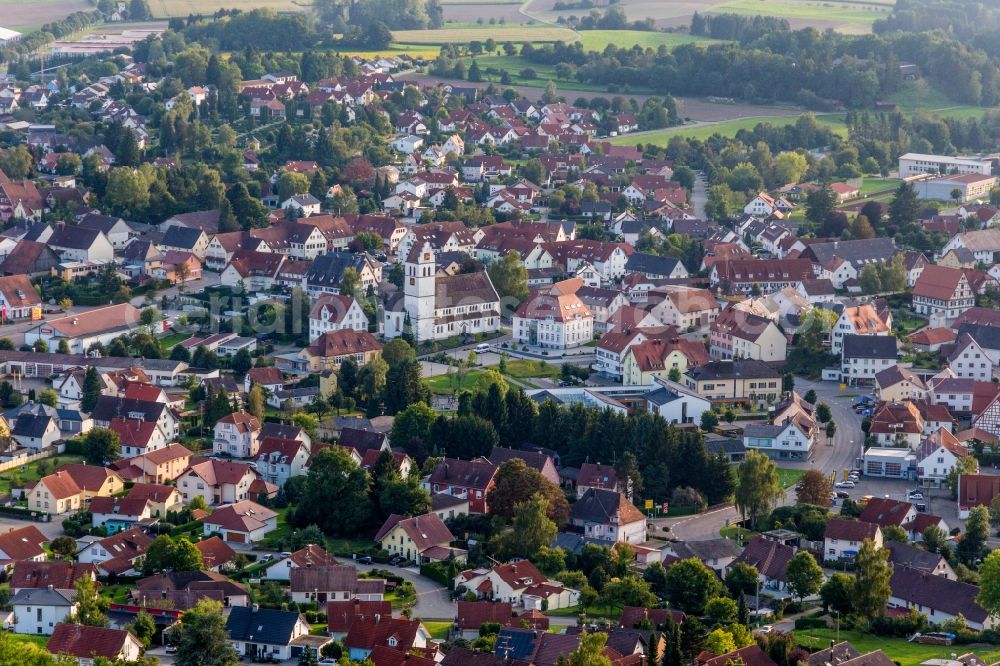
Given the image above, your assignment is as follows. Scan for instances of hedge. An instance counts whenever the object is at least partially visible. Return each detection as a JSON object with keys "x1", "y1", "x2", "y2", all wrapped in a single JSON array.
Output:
[{"x1": 170, "y1": 519, "x2": 204, "y2": 537}]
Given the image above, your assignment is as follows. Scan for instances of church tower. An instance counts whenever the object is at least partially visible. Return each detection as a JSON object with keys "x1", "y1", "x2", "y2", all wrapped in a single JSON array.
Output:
[{"x1": 405, "y1": 240, "x2": 436, "y2": 341}]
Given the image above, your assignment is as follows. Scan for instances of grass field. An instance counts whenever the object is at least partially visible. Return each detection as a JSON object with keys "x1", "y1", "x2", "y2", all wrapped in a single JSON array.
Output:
[
  {"x1": 148, "y1": 0, "x2": 309, "y2": 17},
  {"x1": 797, "y1": 629, "x2": 1000, "y2": 666},
  {"x1": 393, "y1": 25, "x2": 576, "y2": 44},
  {"x1": 859, "y1": 177, "x2": 902, "y2": 195},
  {"x1": 776, "y1": 467, "x2": 805, "y2": 489},
  {"x1": 426, "y1": 369, "x2": 485, "y2": 394},
  {"x1": 576, "y1": 30, "x2": 723, "y2": 52},
  {"x1": 0, "y1": 455, "x2": 86, "y2": 496},
  {"x1": 423, "y1": 621, "x2": 453, "y2": 640},
  {"x1": 705, "y1": 0, "x2": 892, "y2": 29},
  {"x1": 610, "y1": 113, "x2": 848, "y2": 145},
  {"x1": 496, "y1": 359, "x2": 561, "y2": 379}
]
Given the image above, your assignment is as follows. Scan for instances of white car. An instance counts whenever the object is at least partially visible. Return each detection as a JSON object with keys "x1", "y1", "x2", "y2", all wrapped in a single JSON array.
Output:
[
  {"x1": 834, "y1": 481, "x2": 855, "y2": 489},
  {"x1": 908, "y1": 492, "x2": 924, "y2": 501}
]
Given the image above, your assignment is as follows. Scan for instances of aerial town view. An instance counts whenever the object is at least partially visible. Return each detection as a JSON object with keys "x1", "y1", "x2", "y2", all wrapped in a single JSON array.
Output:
[{"x1": 4, "y1": 0, "x2": 1000, "y2": 663}]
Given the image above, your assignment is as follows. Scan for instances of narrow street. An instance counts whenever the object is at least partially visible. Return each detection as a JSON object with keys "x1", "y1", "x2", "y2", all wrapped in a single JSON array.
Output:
[{"x1": 657, "y1": 377, "x2": 867, "y2": 540}]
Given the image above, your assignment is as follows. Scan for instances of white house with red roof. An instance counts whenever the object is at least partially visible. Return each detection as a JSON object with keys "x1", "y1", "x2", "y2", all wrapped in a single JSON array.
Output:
[
  {"x1": 374, "y1": 512, "x2": 463, "y2": 564},
  {"x1": 203, "y1": 500, "x2": 278, "y2": 544},
  {"x1": 254, "y1": 437, "x2": 310, "y2": 486},
  {"x1": 177, "y1": 459, "x2": 259, "y2": 506},
  {"x1": 213, "y1": 411, "x2": 262, "y2": 458},
  {"x1": 109, "y1": 417, "x2": 167, "y2": 458},
  {"x1": 454, "y1": 560, "x2": 579, "y2": 610},
  {"x1": 0, "y1": 525, "x2": 48, "y2": 567},
  {"x1": 47, "y1": 623, "x2": 143, "y2": 663},
  {"x1": 913, "y1": 265, "x2": 976, "y2": 322},
  {"x1": 309, "y1": 293, "x2": 368, "y2": 342}
]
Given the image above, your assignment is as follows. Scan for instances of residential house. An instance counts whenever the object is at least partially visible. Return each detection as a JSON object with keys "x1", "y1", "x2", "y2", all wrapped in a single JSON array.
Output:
[
  {"x1": 568, "y1": 489, "x2": 647, "y2": 544},
  {"x1": 294, "y1": 329, "x2": 383, "y2": 374},
  {"x1": 831, "y1": 304, "x2": 892, "y2": 354},
  {"x1": 226, "y1": 606, "x2": 316, "y2": 662},
  {"x1": 874, "y1": 366, "x2": 929, "y2": 402},
  {"x1": 886, "y1": 541, "x2": 955, "y2": 579},
  {"x1": 213, "y1": 411, "x2": 262, "y2": 458},
  {"x1": 27, "y1": 465, "x2": 124, "y2": 515},
  {"x1": 11, "y1": 588, "x2": 77, "y2": 635},
  {"x1": 203, "y1": 499, "x2": 278, "y2": 544},
  {"x1": 77, "y1": 528, "x2": 153, "y2": 576},
  {"x1": 742, "y1": 418, "x2": 813, "y2": 461},
  {"x1": 345, "y1": 617, "x2": 429, "y2": 661},
  {"x1": 265, "y1": 544, "x2": 338, "y2": 581},
  {"x1": 424, "y1": 458, "x2": 498, "y2": 514},
  {"x1": 859, "y1": 497, "x2": 917, "y2": 529},
  {"x1": 916, "y1": 428, "x2": 972, "y2": 488},
  {"x1": 454, "y1": 561, "x2": 579, "y2": 611},
  {"x1": 177, "y1": 459, "x2": 259, "y2": 506},
  {"x1": 0, "y1": 525, "x2": 48, "y2": 566},
  {"x1": 89, "y1": 496, "x2": 151, "y2": 534},
  {"x1": 375, "y1": 512, "x2": 461, "y2": 564},
  {"x1": 823, "y1": 519, "x2": 882, "y2": 563},
  {"x1": 513, "y1": 278, "x2": 594, "y2": 350},
  {"x1": 709, "y1": 307, "x2": 787, "y2": 362},
  {"x1": 327, "y1": 600, "x2": 393, "y2": 640},
  {"x1": 889, "y1": 566, "x2": 995, "y2": 630},
  {"x1": 729, "y1": 536, "x2": 794, "y2": 593},
  {"x1": 254, "y1": 437, "x2": 310, "y2": 487},
  {"x1": 913, "y1": 265, "x2": 976, "y2": 322},
  {"x1": 842, "y1": 334, "x2": 898, "y2": 385},
  {"x1": 647, "y1": 286, "x2": 720, "y2": 330},
  {"x1": 309, "y1": 294, "x2": 368, "y2": 342},
  {"x1": 289, "y1": 564, "x2": 384, "y2": 603},
  {"x1": 948, "y1": 333, "x2": 994, "y2": 382},
  {"x1": 684, "y1": 360, "x2": 782, "y2": 407},
  {"x1": 621, "y1": 337, "x2": 710, "y2": 386}
]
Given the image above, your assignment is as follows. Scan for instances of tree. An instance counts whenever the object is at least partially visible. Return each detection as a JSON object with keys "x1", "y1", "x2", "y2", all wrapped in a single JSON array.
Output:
[
  {"x1": 142, "y1": 535, "x2": 204, "y2": 574},
  {"x1": 850, "y1": 214, "x2": 876, "y2": 240},
  {"x1": 487, "y1": 251, "x2": 529, "y2": 312},
  {"x1": 798, "y1": 308, "x2": 838, "y2": 352},
  {"x1": 819, "y1": 572, "x2": 855, "y2": 616},
  {"x1": 796, "y1": 470, "x2": 831, "y2": 507},
  {"x1": 487, "y1": 459, "x2": 568, "y2": 524},
  {"x1": 38, "y1": 389, "x2": 58, "y2": 407},
  {"x1": 701, "y1": 411, "x2": 719, "y2": 430},
  {"x1": 816, "y1": 403, "x2": 832, "y2": 423},
  {"x1": 80, "y1": 365, "x2": 104, "y2": 414},
  {"x1": 174, "y1": 598, "x2": 239, "y2": 666},
  {"x1": 704, "y1": 628, "x2": 736, "y2": 656},
  {"x1": 70, "y1": 574, "x2": 107, "y2": 627},
  {"x1": 664, "y1": 557, "x2": 724, "y2": 614},
  {"x1": 600, "y1": 576, "x2": 658, "y2": 609},
  {"x1": 858, "y1": 263, "x2": 882, "y2": 295},
  {"x1": 881, "y1": 525, "x2": 907, "y2": 542},
  {"x1": 83, "y1": 428, "x2": 120, "y2": 466},
  {"x1": 492, "y1": 493, "x2": 558, "y2": 560},
  {"x1": 888, "y1": 182, "x2": 918, "y2": 229},
  {"x1": 947, "y1": 454, "x2": 980, "y2": 499},
  {"x1": 382, "y1": 339, "x2": 416, "y2": 368},
  {"x1": 615, "y1": 451, "x2": 643, "y2": 502},
  {"x1": 724, "y1": 562, "x2": 760, "y2": 598},
  {"x1": 803, "y1": 389, "x2": 817, "y2": 404},
  {"x1": 734, "y1": 450, "x2": 782, "y2": 530},
  {"x1": 292, "y1": 447, "x2": 371, "y2": 536},
  {"x1": 786, "y1": 551, "x2": 824, "y2": 601},
  {"x1": 922, "y1": 525, "x2": 947, "y2": 554},
  {"x1": 825, "y1": 421, "x2": 837, "y2": 439},
  {"x1": 50, "y1": 535, "x2": 76, "y2": 558},
  {"x1": 704, "y1": 597, "x2": 738, "y2": 625},
  {"x1": 854, "y1": 538, "x2": 891, "y2": 623},
  {"x1": 130, "y1": 610, "x2": 157, "y2": 648},
  {"x1": 958, "y1": 505, "x2": 990, "y2": 566},
  {"x1": 774, "y1": 151, "x2": 808, "y2": 185},
  {"x1": 231, "y1": 348, "x2": 253, "y2": 378},
  {"x1": 805, "y1": 187, "x2": 836, "y2": 224},
  {"x1": 382, "y1": 359, "x2": 431, "y2": 415},
  {"x1": 976, "y1": 549, "x2": 1000, "y2": 620},
  {"x1": 247, "y1": 385, "x2": 266, "y2": 422},
  {"x1": 339, "y1": 267, "x2": 360, "y2": 296}
]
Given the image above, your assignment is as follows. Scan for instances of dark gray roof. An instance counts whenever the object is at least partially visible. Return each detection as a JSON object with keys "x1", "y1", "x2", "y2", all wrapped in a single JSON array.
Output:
[
  {"x1": 806, "y1": 641, "x2": 861, "y2": 666},
  {"x1": 161, "y1": 225, "x2": 206, "y2": 250},
  {"x1": 743, "y1": 424, "x2": 784, "y2": 439},
  {"x1": 704, "y1": 437, "x2": 746, "y2": 456},
  {"x1": 886, "y1": 541, "x2": 948, "y2": 574},
  {"x1": 889, "y1": 566, "x2": 987, "y2": 623},
  {"x1": 569, "y1": 488, "x2": 636, "y2": 524},
  {"x1": 842, "y1": 334, "x2": 897, "y2": 360},
  {"x1": 493, "y1": 628, "x2": 538, "y2": 661},
  {"x1": 48, "y1": 225, "x2": 103, "y2": 250},
  {"x1": 671, "y1": 538, "x2": 743, "y2": 561},
  {"x1": 11, "y1": 587, "x2": 75, "y2": 606},
  {"x1": 123, "y1": 239, "x2": 160, "y2": 262},
  {"x1": 551, "y1": 531, "x2": 610, "y2": 555},
  {"x1": 307, "y1": 252, "x2": 368, "y2": 289},
  {"x1": 625, "y1": 252, "x2": 682, "y2": 278},
  {"x1": 686, "y1": 359, "x2": 780, "y2": 382},
  {"x1": 13, "y1": 412, "x2": 54, "y2": 439},
  {"x1": 90, "y1": 395, "x2": 169, "y2": 424},
  {"x1": 78, "y1": 213, "x2": 125, "y2": 234},
  {"x1": 225, "y1": 606, "x2": 303, "y2": 644},
  {"x1": 801, "y1": 237, "x2": 897, "y2": 268},
  {"x1": 957, "y1": 323, "x2": 1000, "y2": 350}
]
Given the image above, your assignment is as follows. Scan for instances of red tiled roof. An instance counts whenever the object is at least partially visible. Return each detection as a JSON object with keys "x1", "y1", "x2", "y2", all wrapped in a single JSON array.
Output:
[
  {"x1": 328, "y1": 599, "x2": 392, "y2": 633},
  {"x1": 0, "y1": 525, "x2": 48, "y2": 561},
  {"x1": 195, "y1": 535, "x2": 237, "y2": 569},
  {"x1": 47, "y1": 624, "x2": 138, "y2": 659}
]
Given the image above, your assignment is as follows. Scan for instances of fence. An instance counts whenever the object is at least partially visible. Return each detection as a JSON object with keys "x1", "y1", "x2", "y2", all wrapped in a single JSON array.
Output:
[{"x1": 0, "y1": 448, "x2": 56, "y2": 475}]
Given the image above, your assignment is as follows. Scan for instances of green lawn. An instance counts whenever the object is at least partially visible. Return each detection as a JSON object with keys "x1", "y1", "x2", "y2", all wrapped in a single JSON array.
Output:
[
  {"x1": 495, "y1": 359, "x2": 561, "y2": 379},
  {"x1": 858, "y1": 177, "x2": 902, "y2": 196},
  {"x1": 611, "y1": 114, "x2": 848, "y2": 145},
  {"x1": 423, "y1": 621, "x2": 453, "y2": 640},
  {"x1": 776, "y1": 467, "x2": 806, "y2": 489},
  {"x1": 706, "y1": 0, "x2": 891, "y2": 29},
  {"x1": 576, "y1": 30, "x2": 723, "y2": 52},
  {"x1": 5, "y1": 634, "x2": 49, "y2": 648},
  {"x1": 427, "y1": 369, "x2": 485, "y2": 395},
  {"x1": 0, "y1": 455, "x2": 86, "y2": 496},
  {"x1": 797, "y1": 628, "x2": 1000, "y2": 666},
  {"x1": 545, "y1": 602, "x2": 622, "y2": 619},
  {"x1": 473, "y1": 55, "x2": 638, "y2": 93},
  {"x1": 159, "y1": 332, "x2": 191, "y2": 349}
]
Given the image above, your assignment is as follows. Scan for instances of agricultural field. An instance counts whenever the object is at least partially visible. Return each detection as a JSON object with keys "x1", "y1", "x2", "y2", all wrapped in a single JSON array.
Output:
[
  {"x1": 1, "y1": 0, "x2": 92, "y2": 32},
  {"x1": 704, "y1": 0, "x2": 892, "y2": 32},
  {"x1": 576, "y1": 29, "x2": 723, "y2": 51},
  {"x1": 392, "y1": 25, "x2": 575, "y2": 44},
  {"x1": 147, "y1": 0, "x2": 310, "y2": 17}
]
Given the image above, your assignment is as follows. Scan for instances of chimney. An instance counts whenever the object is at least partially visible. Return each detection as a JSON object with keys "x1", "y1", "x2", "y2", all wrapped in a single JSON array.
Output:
[{"x1": 47, "y1": 584, "x2": 53, "y2": 591}]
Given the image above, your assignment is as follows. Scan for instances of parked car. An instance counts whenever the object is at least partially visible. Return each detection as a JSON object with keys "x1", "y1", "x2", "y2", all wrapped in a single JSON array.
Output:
[
  {"x1": 389, "y1": 555, "x2": 404, "y2": 566},
  {"x1": 165, "y1": 646, "x2": 178, "y2": 655},
  {"x1": 908, "y1": 491, "x2": 924, "y2": 501},
  {"x1": 916, "y1": 503, "x2": 927, "y2": 512},
  {"x1": 834, "y1": 481, "x2": 855, "y2": 489},
  {"x1": 356, "y1": 555, "x2": 373, "y2": 564},
  {"x1": 836, "y1": 491, "x2": 850, "y2": 499}
]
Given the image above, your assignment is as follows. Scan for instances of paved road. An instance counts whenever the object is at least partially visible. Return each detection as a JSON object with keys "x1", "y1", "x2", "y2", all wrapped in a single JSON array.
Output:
[
  {"x1": 657, "y1": 378, "x2": 867, "y2": 541},
  {"x1": 351, "y1": 560, "x2": 456, "y2": 620},
  {"x1": 129, "y1": 273, "x2": 223, "y2": 308},
  {"x1": 690, "y1": 173, "x2": 708, "y2": 220}
]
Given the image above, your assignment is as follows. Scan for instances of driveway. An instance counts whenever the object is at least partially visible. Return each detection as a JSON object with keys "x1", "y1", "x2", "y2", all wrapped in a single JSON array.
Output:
[{"x1": 351, "y1": 560, "x2": 456, "y2": 621}]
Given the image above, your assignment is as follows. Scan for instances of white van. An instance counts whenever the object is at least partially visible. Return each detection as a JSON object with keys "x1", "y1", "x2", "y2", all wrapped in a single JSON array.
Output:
[{"x1": 474, "y1": 343, "x2": 490, "y2": 354}]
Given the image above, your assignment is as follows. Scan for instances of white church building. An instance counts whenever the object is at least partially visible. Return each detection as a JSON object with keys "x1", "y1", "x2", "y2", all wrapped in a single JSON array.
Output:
[{"x1": 384, "y1": 241, "x2": 502, "y2": 343}]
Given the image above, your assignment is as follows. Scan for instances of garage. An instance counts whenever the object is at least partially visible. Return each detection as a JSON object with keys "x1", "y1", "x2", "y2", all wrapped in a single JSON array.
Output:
[{"x1": 225, "y1": 531, "x2": 246, "y2": 543}]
